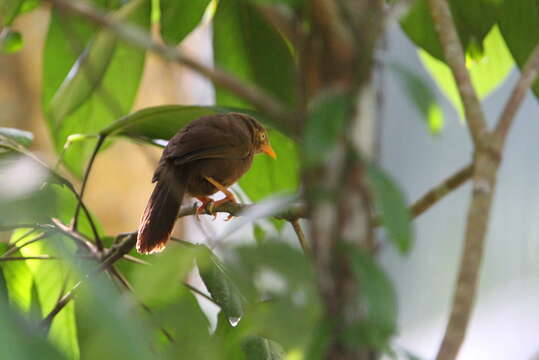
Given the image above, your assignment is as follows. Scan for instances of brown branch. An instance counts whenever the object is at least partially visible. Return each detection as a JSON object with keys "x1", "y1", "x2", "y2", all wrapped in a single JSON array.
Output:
[
  {"x1": 495, "y1": 42, "x2": 539, "y2": 144},
  {"x1": 177, "y1": 201, "x2": 308, "y2": 222},
  {"x1": 410, "y1": 163, "x2": 473, "y2": 218},
  {"x1": 427, "y1": 0, "x2": 487, "y2": 147},
  {"x1": 427, "y1": 2, "x2": 502, "y2": 360},
  {"x1": 47, "y1": 0, "x2": 291, "y2": 132}
]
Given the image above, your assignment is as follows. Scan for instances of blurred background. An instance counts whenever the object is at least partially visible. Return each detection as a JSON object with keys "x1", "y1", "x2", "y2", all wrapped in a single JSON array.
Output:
[{"x1": 3, "y1": 5, "x2": 539, "y2": 360}]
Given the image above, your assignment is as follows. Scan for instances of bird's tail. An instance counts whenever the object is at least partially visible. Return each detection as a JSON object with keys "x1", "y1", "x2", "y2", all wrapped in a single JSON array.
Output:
[{"x1": 136, "y1": 169, "x2": 183, "y2": 254}]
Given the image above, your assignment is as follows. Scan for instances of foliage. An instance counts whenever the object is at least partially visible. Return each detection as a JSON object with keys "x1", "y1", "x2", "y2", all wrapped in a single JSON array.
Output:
[{"x1": 1, "y1": 0, "x2": 537, "y2": 359}]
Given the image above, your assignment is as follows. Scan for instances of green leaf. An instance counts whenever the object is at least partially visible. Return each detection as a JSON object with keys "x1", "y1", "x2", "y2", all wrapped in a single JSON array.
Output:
[
  {"x1": 0, "y1": 297, "x2": 67, "y2": 360},
  {"x1": 43, "y1": 0, "x2": 150, "y2": 177},
  {"x1": 0, "y1": 0, "x2": 39, "y2": 26},
  {"x1": 367, "y1": 164, "x2": 412, "y2": 254},
  {"x1": 227, "y1": 242, "x2": 321, "y2": 350},
  {"x1": 345, "y1": 246, "x2": 397, "y2": 349},
  {"x1": 198, "y1": 246, "x2": 245, "y2": 319},
  {"x1": 498, "y1": 0, "x2": 539, "y2": 98},
  {"x1": 418, "y1": 25, "x2": 513, "y2": 118},
  {"x1": 303, "y1": 93, "x2": 349, "y2": 166},
  {"x1": 213, "y1": 0, "x2": 296, "y2": 108},
  {"x1": 159, "y1": 0, "x2": 211, "y2": 44},
  {"x1": 401, "y1": 0, "x2": 497, "y2": 61},
  {"x1": 0, "y1": 29, "x2": 23, "y2": 53},
  {"x1": 0, "y1": 127, "x2": 33, "y2": 147},
  {"x1": 242, "y1": 336, "x2": 284, "y2": 360},
  {"x1": 390, "y1": 62, "x2": 444, "y2": 134}
]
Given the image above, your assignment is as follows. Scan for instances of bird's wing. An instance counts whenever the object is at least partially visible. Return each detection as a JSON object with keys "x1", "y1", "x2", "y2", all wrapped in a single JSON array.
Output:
[{"x1": 167, "y1": 113, "x2": 254, "y2": 160}]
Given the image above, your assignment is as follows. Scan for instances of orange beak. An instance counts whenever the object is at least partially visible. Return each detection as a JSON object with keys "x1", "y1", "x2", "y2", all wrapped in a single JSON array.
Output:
[{"x1": 261, "y1": 143, "x2": 277, "y2": 159}]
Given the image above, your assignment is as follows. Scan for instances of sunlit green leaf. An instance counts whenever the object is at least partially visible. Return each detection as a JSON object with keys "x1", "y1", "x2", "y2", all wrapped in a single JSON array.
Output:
[
  {"x1": 367, "y1": 164, "x2": 412, "y2": 254},
  {"x1": 418, "y1": 25, "x2": 513, "y2": 118},
  {"x1": 345, "y1": 246, "x2": 397, "y2": 349},
  {"x1": 242, "y1": 336, "x2": 284, "y2": 360},
  {"x1": 159, "y1": 0, "x2": 211, "y2": 44},
  {"x1": 390, "y1": 62, "x2": 444, "y2": 134},
  {"x1": 0, "y1": 294, "x2": 66, "y2": 360},
  {"x1": 43, "y1": 0, "x2": 150, "y2": 177},
  {"x1": 0, "y1": 29, "x2": 23, "y2": 53}
]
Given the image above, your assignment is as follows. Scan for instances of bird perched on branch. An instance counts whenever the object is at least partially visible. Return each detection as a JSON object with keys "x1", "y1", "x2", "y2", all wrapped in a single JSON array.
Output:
[{"x1": 136, "y1": 112, "x2": 276, "y2": 254}]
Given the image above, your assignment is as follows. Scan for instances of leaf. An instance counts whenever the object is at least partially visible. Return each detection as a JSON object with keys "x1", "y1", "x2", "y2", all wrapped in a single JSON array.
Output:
[
  {"x1": 418, "y1": 26, "x2": 513, "y2": 117},
  {"x1": 213, "y1": 0, "x2": 296, "y2": 108},
  {"x1": 401, "y1": 0, "x2": 497, "y2": 61},
  {"x1": 0, "y1": 127, "x2": 33, "y2": 147},
  {"x1": 0, "y1": 29, "x2": 23, "y2": 54},
  {"x1": 389, "y1": 62, "x2": 444, "y2": 134},
  {"x1": 367, "y1": 164, "x2": 412, "y2": 253},
  {"x1": 100, "y1": 105, "x2": 300, "y2": 202},
  {"x1": 498, "y1": 0, "x2": 539, "y2": 98},
  {"x1": 159, "y1": 0, "x2": 212, "y2": 44},
  {"x1": 345, "y1": 246, "x2": 397, "y2": 349},
  {"x1": 303, "y1": 92, "x2": 349, "y2": 166},
  {"x1": 242, "y1": 336, "x2": 284, "y2": 360},
  {"x1": 198, "y1": 246, "x2": 245, "y2": 319},
  {"x1": 0, "y1": 297, "x2": 67, "y2": 360},
  {"x1": 43, "y1": 0, "x2": 150, "y2": 177}
]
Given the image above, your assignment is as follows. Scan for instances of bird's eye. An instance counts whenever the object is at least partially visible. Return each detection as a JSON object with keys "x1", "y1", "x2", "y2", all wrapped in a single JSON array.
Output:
[{"x1": 260, "y1": 133, "x2": 266, "y2": 141}]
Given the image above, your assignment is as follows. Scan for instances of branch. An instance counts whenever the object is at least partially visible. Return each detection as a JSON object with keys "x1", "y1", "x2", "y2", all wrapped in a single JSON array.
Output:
[
  {"x1": 410, "y1": 163, "x2": 473, "y2": 218},
  {"x1": 495, "y1": 42, "x2": 539, "y2": 143},
  {"x1": 177, "y1": 201, "x2": 308, "y2": 221},
  {"x1": 48, "y1": 0, "x2": 291, "y2": 132},
  {"x1": 427, "y1": 0, "x2": 488, "y2": 146}
]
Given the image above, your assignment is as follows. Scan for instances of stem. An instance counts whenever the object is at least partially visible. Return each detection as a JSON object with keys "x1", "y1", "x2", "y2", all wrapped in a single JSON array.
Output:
[
  {"x1": 72, "y1": 135, "x2": 105, "y2": 247},
  {"x1": 291, "y1": 219, "x2": 309, "y2": 252}
]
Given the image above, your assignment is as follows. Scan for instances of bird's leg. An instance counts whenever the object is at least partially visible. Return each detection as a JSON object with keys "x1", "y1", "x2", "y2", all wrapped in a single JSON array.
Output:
[
  {"x1": 205, "y1": 176, "x2": 237, "y2": 221},
  {"x1": 195, "y1": 196, "x2": 215, "y2": 221}
]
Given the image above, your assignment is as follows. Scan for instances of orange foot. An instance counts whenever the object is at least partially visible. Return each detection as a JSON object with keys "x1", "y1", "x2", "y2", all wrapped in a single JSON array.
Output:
[
  {"x1": 205, "y1": 176, "x2": 238, "y2": 221},
  {"x1": 195, "y1": 196, "x2": 215, "y2": 221}
]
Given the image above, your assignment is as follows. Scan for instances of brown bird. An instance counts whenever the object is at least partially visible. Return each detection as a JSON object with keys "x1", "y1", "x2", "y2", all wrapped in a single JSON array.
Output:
[{"x1": 136, "y1": 112, "x2": 276, "y2": 254}]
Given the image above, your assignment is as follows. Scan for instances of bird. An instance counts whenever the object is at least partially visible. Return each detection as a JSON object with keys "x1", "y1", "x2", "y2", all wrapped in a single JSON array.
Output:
[{"x1": 136, "y1": 112, "x2": 276, "y2": 254}]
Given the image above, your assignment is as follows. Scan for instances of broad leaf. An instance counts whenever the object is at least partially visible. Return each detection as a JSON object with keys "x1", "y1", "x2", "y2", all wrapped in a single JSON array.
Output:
[
  {"x1": 213, "y1": 0, "x2": 296, "y2": 108},
  {"x1": 0, "y1": 29, "x2": 23, "y2": 54},
  {"x1": 159, "y1": 0, "x2": 212, "y2": 44},
  {"x1": 198, "y1": 245, "x2": 245, "y2": 319},
  {"x1": 401, "y1": 0, "x2": 497, "y2": 61},
  {"x1": 43, "y1": 0, "x2": 150, "y2": 177},
  {"x1": 367, "y1": 164, "x2": 412, "y2": 254},
  {"x1": 498, "y1": 0, "x2": 539, "y2": 98}
]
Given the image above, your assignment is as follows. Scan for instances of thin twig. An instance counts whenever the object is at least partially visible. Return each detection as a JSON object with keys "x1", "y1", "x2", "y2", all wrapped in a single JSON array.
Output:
[
  {"x1": 72, "y1": 135, "x2": 105, "y2": 250},
  {"x1": 290, "y1": 219, "x2": 309, "y2": 252},
  {"x1": 0, "y1": 256, "x2": 59, "y2": 261},
  {"x1": 2, "y1": 232, "x2": 50, "y2": 258},
  {"x1": 48, "y1": 0, "x2": 291, "y2": 132},
  {"x1": 410, "y1": 163, "x2": 473, "y2": 218},
  {"x1": 427, "y1": 0, "x2": 487, "y2": 147},
  {"x1": 495, "y1": 42, "x2": 539, "y2": 144},
  {"x1": 51, "y1": 218, "x2": 99, "y2": 256}
]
